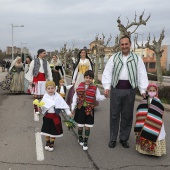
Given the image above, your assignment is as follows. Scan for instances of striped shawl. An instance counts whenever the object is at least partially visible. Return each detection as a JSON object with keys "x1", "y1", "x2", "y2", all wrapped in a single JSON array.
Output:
[
  {"x1": 134, "y1": 97, "x2": 164, "y2": 151},
  {"x1": 76, "y1": 82, "x2": 97, "y2": 115}
]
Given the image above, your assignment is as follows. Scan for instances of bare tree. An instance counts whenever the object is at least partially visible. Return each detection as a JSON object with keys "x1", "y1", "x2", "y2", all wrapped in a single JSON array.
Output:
[
  {"x1": 117, "y1": 11, "x2": 150, "y2": 38},
  {"x1": 91, "y1": 34, "x2": 112, "y2": 81},
  {"x1": 145, "y1": 29, "x2": 165, "y2": 82},
  {"x1": 112, "y1": 11, "x2": 150, "y2": 54}
]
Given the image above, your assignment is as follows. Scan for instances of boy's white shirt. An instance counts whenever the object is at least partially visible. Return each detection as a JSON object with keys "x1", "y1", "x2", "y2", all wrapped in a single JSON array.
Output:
[
  {"x1": 71, "y1": 84, "x2": 106, "y2": 111},
  {"x1": 41, "y1": 92, "x2": 71, "y2": 115}
]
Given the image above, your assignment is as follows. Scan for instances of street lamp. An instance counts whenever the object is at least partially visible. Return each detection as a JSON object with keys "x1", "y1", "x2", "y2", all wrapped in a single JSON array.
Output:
[
  {"x1": 134, "y1": 33, "x2": 144, "y2": 57},
  {"x1": 21, "y1": 42, "x2": 27, "y2": 61},
  {"x1": 12, "y1": 23, "x2": 24, "y2": 61}
]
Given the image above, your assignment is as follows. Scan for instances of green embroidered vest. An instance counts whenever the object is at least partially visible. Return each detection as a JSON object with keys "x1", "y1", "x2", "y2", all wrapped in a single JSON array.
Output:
[{"x1": 112, "y1": 52, "x2": 139, "y2": 89}]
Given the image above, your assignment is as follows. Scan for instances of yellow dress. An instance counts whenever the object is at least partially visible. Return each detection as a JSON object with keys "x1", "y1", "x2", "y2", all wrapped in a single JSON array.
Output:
[{"x1": 74, "y1": 59, "x2": 91, "y2": 89}]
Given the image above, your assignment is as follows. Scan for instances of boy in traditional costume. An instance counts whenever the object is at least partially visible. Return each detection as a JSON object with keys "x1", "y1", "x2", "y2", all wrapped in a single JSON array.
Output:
[
  {"x1": 134, "y1": 83, "x2": 166, "y2": 156},
  {"x1": 71, "y1": 70, "x2": 106, "y2": 150},
  {"x1": 40, "y1": 81, "x2": 73, "y2": 151}
]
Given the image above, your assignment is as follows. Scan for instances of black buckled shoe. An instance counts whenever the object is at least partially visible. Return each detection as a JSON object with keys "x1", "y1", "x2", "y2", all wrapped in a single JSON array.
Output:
[
  {"x1": 108, "y1": 141, "x2": 116, "y2": 148},
  {"x1": 119, "y1": 140, "x2": 129, "y2": 148}
]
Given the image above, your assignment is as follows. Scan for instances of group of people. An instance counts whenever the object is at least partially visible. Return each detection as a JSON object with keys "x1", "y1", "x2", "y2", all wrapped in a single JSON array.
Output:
[
  {"x1": 102, "y1": 35, "x2": 166, "y2": 156},
  {"x1": 0, "y1": 56, "x2": 32, "y2": 93},
  {"x1": 0, "y1": 60, "x2": 11, "y2": 72},
  {"x1": 0, "y1": 35, "x2": 166, "y2": 157}
]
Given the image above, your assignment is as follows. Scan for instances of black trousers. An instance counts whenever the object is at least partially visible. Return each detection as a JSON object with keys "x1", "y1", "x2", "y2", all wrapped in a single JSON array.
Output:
[{"x1": 110, "y1": 86, "x2": 136, "y2": 141}]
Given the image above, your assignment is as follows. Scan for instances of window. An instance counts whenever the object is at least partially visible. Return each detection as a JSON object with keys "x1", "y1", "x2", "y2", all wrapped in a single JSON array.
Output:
[{"x1": 149, "y1": 62, "x2": 155, "y2": 69}]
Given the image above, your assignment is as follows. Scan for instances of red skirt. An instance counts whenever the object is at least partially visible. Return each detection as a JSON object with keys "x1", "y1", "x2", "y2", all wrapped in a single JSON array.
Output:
[
  {"x1": 33, "y1": 72, "x2": 46, "y2": 83},
  {"x1": 31, "y1": 73, "x2": 46, "y2": 94}
]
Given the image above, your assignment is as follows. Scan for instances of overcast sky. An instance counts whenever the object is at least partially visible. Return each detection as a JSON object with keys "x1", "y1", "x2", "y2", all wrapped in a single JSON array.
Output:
[{"x1": 0, "y1": 0, "x2": 169, "y2": 56}]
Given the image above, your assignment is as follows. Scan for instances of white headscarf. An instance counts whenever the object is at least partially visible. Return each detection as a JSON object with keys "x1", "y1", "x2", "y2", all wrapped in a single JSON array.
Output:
[
  {"x1": 9, "y1": 56, "x2": 23, "y2": 71},
  {"x1": 50, "y1": 55, "x2": 62, "y2": 66}
]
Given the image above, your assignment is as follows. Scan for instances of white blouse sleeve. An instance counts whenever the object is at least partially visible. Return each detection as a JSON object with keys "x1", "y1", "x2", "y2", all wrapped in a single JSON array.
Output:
[
  {"x1": 72, "y1": 66, "x2": 78, "y2": 84},
  {"x1": 47, "y1": 61, "x2": 53, "y2": 81},
  {"x1": 137, "y1": 57, "x2": 148, "y2": 94},
  {"x1": 71, "y1": 92, "x2": 77, "y2": 111},
  {"x1": 26, "y1": 60, "x2": 34, "y2": 82},
  {"x1": 96, "y1": 88, "x2": 106, "y2": 101}
]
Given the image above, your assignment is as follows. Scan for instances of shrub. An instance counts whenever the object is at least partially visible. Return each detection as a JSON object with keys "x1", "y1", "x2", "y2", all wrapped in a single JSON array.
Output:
[
  {"x1": 158, "y1": 86, "x2": 170, "y2": 99},
  {"x1": 147, "y1": 73, "x2": 157, "y2": 81}
]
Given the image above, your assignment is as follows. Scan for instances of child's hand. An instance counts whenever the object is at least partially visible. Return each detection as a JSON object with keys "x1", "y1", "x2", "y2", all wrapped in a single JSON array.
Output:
[
  {"x1": 104, "y1": 89, "x2": 110, "y2": 98},
  {"x1": 71, "y1": 110, "x2": 75, "y2": 115},
  {"x1": 69, "y1": 113, "x2": 74, "y2": 118},
  {"x1": 38, "y1": 107, "x2": 42, "y2": 114}
]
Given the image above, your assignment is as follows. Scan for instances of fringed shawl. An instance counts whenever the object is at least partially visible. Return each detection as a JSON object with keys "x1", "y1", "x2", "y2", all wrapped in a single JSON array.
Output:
[{"x1": 134, "y1": 97, "x2": 164, "y2": 151}]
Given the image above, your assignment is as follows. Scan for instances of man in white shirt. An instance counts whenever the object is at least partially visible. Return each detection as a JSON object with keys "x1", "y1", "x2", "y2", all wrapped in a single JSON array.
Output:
[
  {"x1": 26, "y1": 49, "x2": 52, "y2": 99},
  {"x1": 102, "y1": 35, "x2": 148, "y2": 148}
]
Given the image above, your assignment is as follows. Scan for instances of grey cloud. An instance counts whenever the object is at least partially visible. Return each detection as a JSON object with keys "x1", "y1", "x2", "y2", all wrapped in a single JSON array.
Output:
[{"x1": 0, "y1": 0, "x2": 170, "y2": 55}]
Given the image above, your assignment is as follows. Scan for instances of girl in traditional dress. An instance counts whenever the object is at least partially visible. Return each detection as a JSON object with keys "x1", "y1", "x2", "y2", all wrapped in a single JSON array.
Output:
[
  {"x1": 24, "y1": 56, "x2": 32, "y2": 93},
  {"x1": 0, "y1": 56, "x2": 24, "y2": 93},
  {"x1": 26, "y1": 49, "x2": 53, "y2": 99},
  {"x1": 40, "y1": 81, "x2": 73, "y2": 151},
  {"x1": 56, "y1": 79, "x2": 73, "y2": 100},
  {"x1": 50, "y1": 55, "x2": 65, "y2": 86},
  {"x1": 71, "y1": 70, "x2": 106, "y2": 150},
  {"x1": 66, "y1": 49, "x2": 93, "y2": 106},
  {"x1": 134, "y1": 83, "x2": 166, "y2": 156}
]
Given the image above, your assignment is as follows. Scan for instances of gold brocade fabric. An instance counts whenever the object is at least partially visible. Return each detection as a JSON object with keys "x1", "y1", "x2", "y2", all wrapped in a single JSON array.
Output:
[
  {"x1": 78, "y1": 65, "x2": 89, "y2": 74},
  {"x1": 59, "y1": 93, "x2": 66, "y2": 98},
  {"x1": 136, "y1": 139, "x2": 166, "y2": 156},
  {"x1": 10, "y1": 71, "x2": 24, "y2": 92}
]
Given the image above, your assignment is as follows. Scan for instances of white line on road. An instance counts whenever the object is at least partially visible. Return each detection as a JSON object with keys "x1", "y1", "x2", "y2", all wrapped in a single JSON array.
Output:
[
  {"x1": 35, "y1": 132, "x2": 44, "y2": 161},
  {"x1": 34, "y1": 109, "x2": 39, "y2": 121}
]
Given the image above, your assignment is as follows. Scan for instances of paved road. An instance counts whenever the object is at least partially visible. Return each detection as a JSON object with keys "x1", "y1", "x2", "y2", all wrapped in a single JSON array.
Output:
[{"x1": 0, "y1": 75, "x2": 170, "y2": 170}]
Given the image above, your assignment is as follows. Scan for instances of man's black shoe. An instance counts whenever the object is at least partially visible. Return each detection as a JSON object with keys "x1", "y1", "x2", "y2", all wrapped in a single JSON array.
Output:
[
  {"x1": 119, "y1": 140, "x2": 129, "y2": 148},
  {"x1": 108, "y1": 141, "x2": 116, "y2": 148}
]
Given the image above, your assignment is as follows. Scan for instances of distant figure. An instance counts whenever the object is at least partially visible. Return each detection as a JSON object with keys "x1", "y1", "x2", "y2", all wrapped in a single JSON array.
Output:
[
  {"x1": 2, "y1": 60, "x2": 6, "y2": 72},
  {"x1": 24, "y1": 56, "x2": 32, "y2": 93},
  {"x1": 6, "y1": 60, "x2": 11, "y2": 72},
  {"x1": 0, "y1": 56, "x2": 24, "y2": 93},
  {"x1": 50, "y1": 55, "x2": 65, "y2": 86}
]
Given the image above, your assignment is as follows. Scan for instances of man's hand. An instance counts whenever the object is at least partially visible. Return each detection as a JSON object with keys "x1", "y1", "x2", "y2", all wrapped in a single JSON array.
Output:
[{"x1": 104, "y1": 89, "x2": 110, "y2": 98}]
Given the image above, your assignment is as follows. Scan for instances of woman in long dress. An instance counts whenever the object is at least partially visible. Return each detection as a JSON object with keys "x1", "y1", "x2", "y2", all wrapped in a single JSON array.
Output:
[
  {"x1": 66, "y1": 49, "x2": 93, "y2": 106},
  {"x1": 24, "y1": 56, "x2": 32, "y2": 93},
  {"x1": 0, "y1": 56, "x2": 24, "y2": 93},
  {"x1": 50, "y1": 55, "x2": 65, "y2": 86}
]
